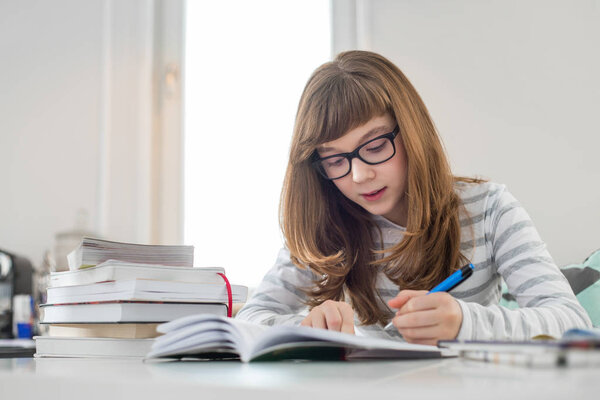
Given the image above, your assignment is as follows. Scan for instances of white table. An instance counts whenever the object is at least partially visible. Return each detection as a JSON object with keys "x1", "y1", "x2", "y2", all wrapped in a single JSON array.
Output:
[{"x1": 1, "y1": 356, "x2": 598, "y2": 400}]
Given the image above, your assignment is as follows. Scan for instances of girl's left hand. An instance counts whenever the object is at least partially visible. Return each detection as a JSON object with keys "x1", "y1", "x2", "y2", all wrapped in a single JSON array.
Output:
[{"x1": 387, "y1": 290, "x2": 463, "y2": 346}]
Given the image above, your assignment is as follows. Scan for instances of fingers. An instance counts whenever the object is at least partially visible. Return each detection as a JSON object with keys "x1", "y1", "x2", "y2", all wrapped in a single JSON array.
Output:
[
  {"x1": 393, "y1": 320, "x2": 453, "y2": 346},
  {"x1": 397, "y1": 292, "x2": 445, "y2": 314},
  {"x1": 388, "y1": 293, "x2": 463, "y2": 345},
  {"x1": 391, "y1": 310, "x2": 445, "y2": 346},
  {"x1": 339, "y1": 302, "x2": 355, "y2": 334},
  {"x1": 301, "y1": 300, "x2": 355, "y2": 334},
  {"x1": 393, "y1": 308, "x2": 439, "y2": 329},
  {"x1": 301, "y1": 307, "x2": 328, "y2": 329},
  {"x1": 390, "y1": 308, "x2": 439, "y2": 342},
  {"x1": 387, "y1": 289, "x2": 427, "y2": 309},
  {"x1": 321, "y1": 301, "x2": 344, "y2": 331},
  {"x1": 396, "y1": 324, "x2": 440, "y2": 341}
]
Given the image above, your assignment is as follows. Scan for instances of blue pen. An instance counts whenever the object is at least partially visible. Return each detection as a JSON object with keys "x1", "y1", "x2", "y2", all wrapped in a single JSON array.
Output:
[
  {"x1": 429, "y1": 263, "x2": 474, "y2": 293},
  {"x1": 384, "y1": 263, "x2": 474, "y2": 330}
]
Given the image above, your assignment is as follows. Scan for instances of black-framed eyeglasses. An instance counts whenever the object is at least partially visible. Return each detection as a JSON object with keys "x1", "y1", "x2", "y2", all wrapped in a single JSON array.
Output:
[{"x1": 312, "y1": 125, "x2": 400, "y2": 180}]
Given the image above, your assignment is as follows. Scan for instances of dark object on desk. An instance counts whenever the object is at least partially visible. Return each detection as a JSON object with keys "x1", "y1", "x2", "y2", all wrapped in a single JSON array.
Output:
[
  {"x1": 0, "y1": 248, "x2": 33, "y2": 338},
  {"x1": 0, "y1": 345, "x2": 36, "y2": 358},
  {"x1": 0, "y1": 338, "x2": 36, "y2": 358}
]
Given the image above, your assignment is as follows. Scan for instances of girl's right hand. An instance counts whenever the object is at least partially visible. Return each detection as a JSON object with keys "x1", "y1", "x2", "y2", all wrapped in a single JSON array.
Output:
[{"x1": 300, "y1": 300, "x2": 355, "y2": 334}]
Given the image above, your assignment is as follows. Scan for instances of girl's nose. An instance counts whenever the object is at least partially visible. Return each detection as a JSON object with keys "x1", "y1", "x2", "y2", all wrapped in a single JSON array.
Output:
[{"x1": 351, "y1": 158, "x2": 375, "y2": 183}]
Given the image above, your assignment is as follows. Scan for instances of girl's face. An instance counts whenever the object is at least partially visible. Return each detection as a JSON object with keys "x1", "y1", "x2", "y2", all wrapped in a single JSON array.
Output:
[{"x1": 317, "y1": 113, "x2": 409, "y2": 226}]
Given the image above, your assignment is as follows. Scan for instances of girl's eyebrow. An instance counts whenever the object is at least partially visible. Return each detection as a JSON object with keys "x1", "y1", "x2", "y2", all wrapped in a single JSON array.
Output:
[{"x1": 318, "y1": 125, "x2": 392, "y2": 153}]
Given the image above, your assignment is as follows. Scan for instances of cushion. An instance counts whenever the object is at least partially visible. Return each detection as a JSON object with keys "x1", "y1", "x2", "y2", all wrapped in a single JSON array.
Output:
[{"x1": 500, "y1": 249, "x2": 600, "y2": 327}]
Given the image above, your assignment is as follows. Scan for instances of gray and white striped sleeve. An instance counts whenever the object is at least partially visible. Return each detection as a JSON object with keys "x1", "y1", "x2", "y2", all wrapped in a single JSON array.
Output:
[
  {"x1": 456, "y1": 186, "x2": 592, "y2": 340},
  {"x1": 235, "y1": 247, "x2": 316, "y2": 326}
]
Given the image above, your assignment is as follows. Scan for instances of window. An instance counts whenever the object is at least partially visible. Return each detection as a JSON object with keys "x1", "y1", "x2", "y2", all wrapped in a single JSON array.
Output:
[{"x1": 184, "y1": 1, "x2": 331, "y2": 287}]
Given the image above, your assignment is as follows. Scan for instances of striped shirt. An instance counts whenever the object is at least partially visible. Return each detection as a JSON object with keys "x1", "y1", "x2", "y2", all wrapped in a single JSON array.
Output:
[{"x1": 236, "y1": 181, "x2": 592, "y2": 340}]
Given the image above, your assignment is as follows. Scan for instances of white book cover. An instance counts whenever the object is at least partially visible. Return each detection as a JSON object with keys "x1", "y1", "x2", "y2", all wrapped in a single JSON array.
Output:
[
  {"x1": 40, "y1": 302, "x2": 228, "y2": 323},
  {"x1": 35, "y1": 336, "x2": 154, "y2": 358},
  {"x1": 49, "y1": 260, "x2": 226, "y2": 288},
  {"x1": 46, "y1": 279, "x2": 247, "y2": 304}
]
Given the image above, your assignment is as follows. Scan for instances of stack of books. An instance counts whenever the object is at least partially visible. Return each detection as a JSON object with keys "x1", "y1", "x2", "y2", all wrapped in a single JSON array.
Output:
[{"x1": 34, "y1": 238, "x2": 247, "y2": 358}]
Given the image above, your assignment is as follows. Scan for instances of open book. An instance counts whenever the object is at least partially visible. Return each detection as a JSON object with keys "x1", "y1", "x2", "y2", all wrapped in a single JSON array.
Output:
[{"x1": 145, "y1": 315, "x2": 444, "y2": 362}]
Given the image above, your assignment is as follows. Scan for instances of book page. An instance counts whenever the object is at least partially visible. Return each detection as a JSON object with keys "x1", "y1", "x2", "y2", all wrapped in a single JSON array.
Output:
[
  {"x1": 249, "y1": 325, "x2": 440, "y2": 361},
  {"x1": 148, "y1": 315, "x2": 269, "y2": 359},
  {"x1": 147, "y1": 315, "x2": 442, "y2": 362}
]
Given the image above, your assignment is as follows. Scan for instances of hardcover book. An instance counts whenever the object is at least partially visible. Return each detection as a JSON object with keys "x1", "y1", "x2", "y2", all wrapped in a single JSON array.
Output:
[
  {"x1": 40, "y1": 302, "x2": 228, "y2": 324},
  {"x1": 35, "y1": 336, "x2": 154, "y2": 358},
  {"x1": 46, "y1": 278, "x2": 247, "y2": 304},
  {"x1": 47, "y1": 323, "x2": 161, "y2": 339},
  {"x1": 49, "y1": 260, "x2": 225, "y2": 288},
  {"x1": 67, "y1": 237, "x2": 194, "y2": 270}
]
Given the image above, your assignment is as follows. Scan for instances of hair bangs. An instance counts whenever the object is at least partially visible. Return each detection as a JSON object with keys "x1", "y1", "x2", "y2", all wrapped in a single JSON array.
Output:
[{"x1": 321, "y1": 74, "x2": 390, "y2": 144}]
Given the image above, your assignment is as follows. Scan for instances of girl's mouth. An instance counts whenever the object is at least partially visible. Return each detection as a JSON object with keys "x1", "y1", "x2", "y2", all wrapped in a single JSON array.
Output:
[{"x1": 362, "y1": 187, "x2": 386, "y2": 202}]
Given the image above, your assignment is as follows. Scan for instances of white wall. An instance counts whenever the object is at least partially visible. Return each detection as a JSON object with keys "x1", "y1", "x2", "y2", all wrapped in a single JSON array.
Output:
[
  {"x1": 0, "y1": 0, "x2": 183, "y2": 270},
  {"x1": 2, "y1": 0, "x2": 597, "y2": 272},
  {"x1": 333, "y1": 0, "x2": 600, "y2": 266},
  {"x1": 0, "y1": 0, "x2": 103, "y2": 267}
]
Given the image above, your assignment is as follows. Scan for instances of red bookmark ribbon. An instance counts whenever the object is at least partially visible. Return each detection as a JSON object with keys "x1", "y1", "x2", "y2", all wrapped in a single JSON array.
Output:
[{"x1": 217, "y1": 273, "x2": 233, "y2": 317}]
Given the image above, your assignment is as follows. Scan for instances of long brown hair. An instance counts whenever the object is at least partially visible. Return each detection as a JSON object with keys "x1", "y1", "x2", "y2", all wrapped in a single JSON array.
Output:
[{"x1": 280, "y1": 50, "x2": 475, "y2": 325}]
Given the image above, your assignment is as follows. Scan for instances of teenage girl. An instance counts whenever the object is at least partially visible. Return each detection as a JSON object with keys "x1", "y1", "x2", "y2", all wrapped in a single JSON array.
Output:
[{"x1": 236, "y1": 50, "x2": 591, "y2": 344}]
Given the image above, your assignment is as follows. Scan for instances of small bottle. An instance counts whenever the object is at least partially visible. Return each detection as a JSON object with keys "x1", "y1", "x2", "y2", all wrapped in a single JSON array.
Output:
[{"x1": 12, "y1": 294, "x2": 33, "y2": 339}]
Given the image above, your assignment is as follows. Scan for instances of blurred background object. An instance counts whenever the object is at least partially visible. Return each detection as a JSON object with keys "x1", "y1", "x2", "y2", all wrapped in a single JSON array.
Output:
[
  {"x1": 12, "y1": 294, "x2": 33, "y2": 339},
  {"x1": 0, "y1": 249, "x2": 33, "y2": 338},
  {"x1": 52, "y1": 209, "x2": 98, "y2": 272}
]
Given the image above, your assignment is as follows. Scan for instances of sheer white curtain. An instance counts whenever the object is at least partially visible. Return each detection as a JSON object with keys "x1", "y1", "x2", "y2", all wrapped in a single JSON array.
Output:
[{"x1": 184, "y1": 1, "x2": 331, "y2": 287}]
